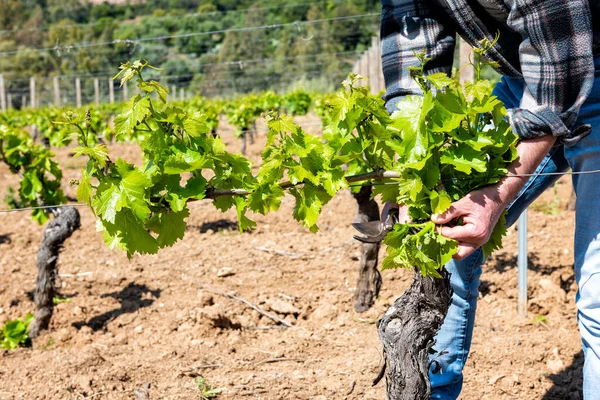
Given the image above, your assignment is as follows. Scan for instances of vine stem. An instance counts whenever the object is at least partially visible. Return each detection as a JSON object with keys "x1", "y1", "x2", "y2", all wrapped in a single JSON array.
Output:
[{"x1": 200, "y1": 170, "x2": 402, "y2": 199}]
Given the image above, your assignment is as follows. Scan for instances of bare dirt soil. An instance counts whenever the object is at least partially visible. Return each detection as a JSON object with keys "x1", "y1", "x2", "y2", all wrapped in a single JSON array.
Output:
[{"x1": 0, "y1": 116, "x2": 582, "y2": 399}]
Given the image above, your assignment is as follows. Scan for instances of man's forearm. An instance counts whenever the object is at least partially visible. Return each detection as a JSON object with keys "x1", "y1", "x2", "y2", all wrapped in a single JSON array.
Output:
[{"x1": 494, "y1": 135, "x2": 557, "y2": 208}]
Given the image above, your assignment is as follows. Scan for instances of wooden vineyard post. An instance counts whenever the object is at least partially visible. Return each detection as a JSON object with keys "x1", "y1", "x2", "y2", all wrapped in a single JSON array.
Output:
[
  {"x1": 7, "y1": 94, "x2": 12, "y2": 109},
  {"x1": 94, "y1": 78, "x2": 100, "y2": 106},
  {"x1": 21, "y1": 95, "x2": 27, "y2": 109},
  {"x1": 109, "y1": 78, "x2": 115, "y2": 104},
  {"x1": 0, "y1": 74, "x2": 6, "y2": 112},
  {"x1": 180, "y1": 88, "x2": 184, "y2": 101},
  {"x1": 30, "y1": 77, "x2": 36, "y2": 108},
  {"x1": 53, "y1": 77, "x2": 61, "y2": 107},
  {"x1": 358, "y1": 55, "x2": 367, "y2": 87},
  {"x1": 123, "y1": 81, "x2": 128, "y2": 101},
  {"x1": 370, "y1": 36, "x2": 380, "y2": 94},
  {"x1": 75, "y1": 78, "x2": 82, "y2": 108},
  {"x1": 459, "y1": 38, "x2": 474, "y2": 83},
  {"x1": 377, "y1": 36, "x2": 384, "y2": 93}
]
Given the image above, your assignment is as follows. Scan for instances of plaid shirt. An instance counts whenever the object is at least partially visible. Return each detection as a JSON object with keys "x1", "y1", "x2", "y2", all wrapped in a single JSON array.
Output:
[{"x1": 380, "y1": 0, "x2": 599, "y2": 144}]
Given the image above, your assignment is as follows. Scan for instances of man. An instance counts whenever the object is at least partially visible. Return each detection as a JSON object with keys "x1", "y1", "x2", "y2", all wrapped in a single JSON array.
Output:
[{"x1": 379, "y1": 0, "x2": 600, "y2": 398}]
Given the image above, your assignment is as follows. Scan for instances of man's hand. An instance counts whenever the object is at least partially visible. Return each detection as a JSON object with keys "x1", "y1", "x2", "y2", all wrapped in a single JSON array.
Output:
[
  {"x1": 431, "y1": 185, "x2": 506, "y2": 260},
  {"x1": 431, "y1": 134, "x2": 557, "y2": 260}
]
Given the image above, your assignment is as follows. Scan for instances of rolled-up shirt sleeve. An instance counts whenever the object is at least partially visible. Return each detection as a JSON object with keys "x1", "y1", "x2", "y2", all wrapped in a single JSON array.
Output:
[
  {"x1": 506, "y1": 0, "x2": 595, "y2": 145},
  {"x1": 380, "y1": 0, "x2": 456, "y2": 114}
]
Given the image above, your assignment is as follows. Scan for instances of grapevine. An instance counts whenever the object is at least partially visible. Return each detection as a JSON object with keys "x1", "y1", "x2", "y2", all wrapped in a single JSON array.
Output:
[
  {"x1": 0, "y1": 125, "x2": 66, "y2": 224},
  {"x1": 70, "y1": 48, "x2": 517, "y2": 276}
]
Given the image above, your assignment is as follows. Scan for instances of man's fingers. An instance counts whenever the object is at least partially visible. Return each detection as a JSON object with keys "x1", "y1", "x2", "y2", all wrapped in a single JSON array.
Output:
[
  {"x1": 439, "y1": 224, "x2": 472, "y2": 241},
  {"x1": 453, "y1": 242, "x2": 479, "y2": 260},
  {"x1": 439, "y1": 223, "x2": 487, "y2": 244},
  {"x1": 431, "y1": 204, "x2": 460, "y2": 224}
]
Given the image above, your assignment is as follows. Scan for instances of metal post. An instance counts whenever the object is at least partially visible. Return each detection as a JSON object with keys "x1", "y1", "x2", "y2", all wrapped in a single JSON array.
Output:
[
  {"x1": 0, "y1": 74, "x2": 6, "y2": 112},
  {"x1": 518, "y1": 209, "x2": 528, "y2": 317}
]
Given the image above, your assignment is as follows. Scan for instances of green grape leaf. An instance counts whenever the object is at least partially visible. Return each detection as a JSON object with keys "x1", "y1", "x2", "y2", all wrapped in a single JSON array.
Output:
[
  {"x1": 482, "y1": 212, "x2": 507, "y2": 259},
  {"x1": 440, "y1": 145, "x2": 488, "y2": 174},
  {"x1": 77, "y1": 170, "x2": 93, "y2": 205},
  {"x1": 234, "y1": 196, "x2": 256, "y2": 231},
  {"x1": 426, "y1": 72, "x2": 454, "y2": 89},
  {"x1": 73, "y1": 145, "x2": 109, "y2": 167},
  {"x1": 183, "y1": 112, "x2": 210, "y2": 138},
  {"x1": 116, "y1": 160, "x2": 153, "y2": 221},
  {"x1": 139, "y1": 80, "x2": 168, "y2": 103},
  {"x1": 372, "y1": 180, "x2": 401, "y2": 203},
  {"x1": 146, "y1": 208, "x2": 190, "y2": 247},
  {"x1": 164, "y1": 146, "x2": 210, "y2": 174},
  {"x1": 248, "y1": 184, "x2": 285, "y2": 215},
  {"x1": 430, "y1": 189, "x2": 452, "y2": 215},
  {"x1": 99, "y1": 209, "x2": 159, "y2": 257},
  {"x1": 290, "y1": 184, "x2": 332, "y2": 233},
  {"x1": 93, "y1": 184, "x2": 121, "y2": 224},
  {"x1": 114, "y1": 95, "x2": 151, "y2": 136}
]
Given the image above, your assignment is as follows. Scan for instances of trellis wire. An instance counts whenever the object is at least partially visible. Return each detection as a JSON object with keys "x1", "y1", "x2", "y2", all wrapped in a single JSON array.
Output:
[
  {"x1": 0, "y1": 168, "x2": 593, "y2": 215},
  {"x1": 0, "y1": 13, "x2": 379, "y2": 57}
]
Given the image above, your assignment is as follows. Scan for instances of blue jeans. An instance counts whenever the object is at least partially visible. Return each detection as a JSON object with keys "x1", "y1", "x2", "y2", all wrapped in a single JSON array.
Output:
[{"x1": 430, "y1": 57, "x2": 600, "y2": 399}]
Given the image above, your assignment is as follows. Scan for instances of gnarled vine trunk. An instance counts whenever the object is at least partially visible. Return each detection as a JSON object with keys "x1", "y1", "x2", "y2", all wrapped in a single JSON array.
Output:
[
  {"x1": 351, "y1": 186, "x2": 382, "y2": 313},
  {"x1": 250, "y1": 121, "x2": 257, "y2": 144},
  {"x1": 29, "y1": 207, "x2": 81, "y2": 338},
  {"x1": 375, "y1": 267, "x2": 452, "y2": 400}
]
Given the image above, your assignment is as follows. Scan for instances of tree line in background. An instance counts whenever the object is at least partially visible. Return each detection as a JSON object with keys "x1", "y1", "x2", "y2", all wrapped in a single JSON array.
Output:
[{"x1": 0, "y1": 0, "x2": 380, "y2": 107}]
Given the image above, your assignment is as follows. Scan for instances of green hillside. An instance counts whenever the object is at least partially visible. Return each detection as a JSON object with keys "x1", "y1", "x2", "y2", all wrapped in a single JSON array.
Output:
[{"x1": 0, "y1": 0, "x2": 380, "y2": 106}]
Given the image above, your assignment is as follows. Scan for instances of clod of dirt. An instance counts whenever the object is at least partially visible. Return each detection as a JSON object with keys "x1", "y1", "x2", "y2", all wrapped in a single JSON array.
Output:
[
  {"x1": 198, "y1": 292, "x2": 214, "y2": 307},
  {"x1": 56, "y1": 328, "x2": 72, "y2": 343},
  {"x1": 547, "y1": 348, "x2": 565, "y2": 374},
  {"x1": 266, "y1": 299, "x2": 300, "y2": 315},
  {"x1": 73, "y1": 375, "x2": 93, "y2": 395},
  {"x1": 199, "y1": 305, "x2": 241, "y2": 329},
  {"x1": 217, "y1": 267, "x2": 235, "y2": 277},
  {"x1": 310, "y1": 303, "x2": 338, "y2": 320},
  {"x1": 538, "y1": 278, "x2": 567, "y2": 302}
]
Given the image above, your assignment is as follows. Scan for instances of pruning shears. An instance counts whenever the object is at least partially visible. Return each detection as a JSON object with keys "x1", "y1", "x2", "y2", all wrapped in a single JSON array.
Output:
[{"x1": 352, "y1": 208, "x2": 399, "y2": 243}]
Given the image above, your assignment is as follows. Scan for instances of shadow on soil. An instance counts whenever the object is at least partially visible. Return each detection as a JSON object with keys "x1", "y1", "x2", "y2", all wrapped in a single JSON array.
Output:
[
  {"x1": 488, "y1": 252, "x2": 571, "y2": 275},
  {"x1": 542, "y1": 350, "x2": 583, "y2": 400},
  {"x1": 190, "y1": 219, "x2": 239, "y2": 234},
  {"x1": 72, "y1": 282, "x2": 161, "y2": 331},
  {"x1": 0, "y1": 234, "x2": 11, "y2": 245},
  {"x1": 481, "y1": 252, "x2": 575, "y2": 296}
]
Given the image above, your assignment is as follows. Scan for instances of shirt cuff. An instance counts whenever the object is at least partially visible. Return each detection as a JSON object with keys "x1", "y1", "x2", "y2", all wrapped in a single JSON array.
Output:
[{"x1": 507, "y1": 107, "x2": 591, "y2": 147}]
